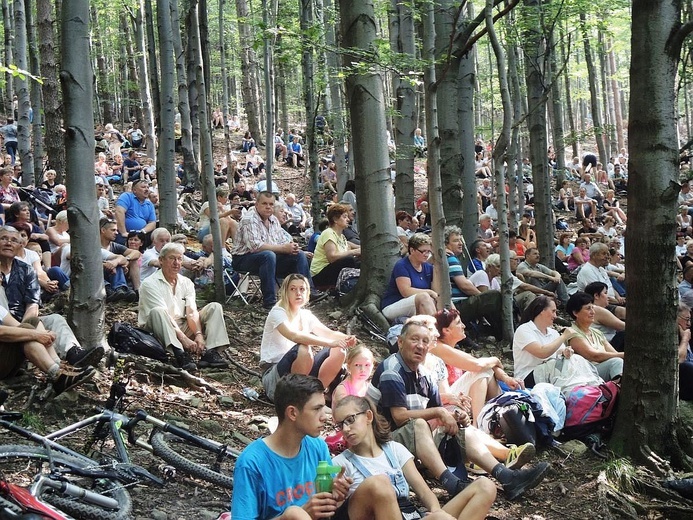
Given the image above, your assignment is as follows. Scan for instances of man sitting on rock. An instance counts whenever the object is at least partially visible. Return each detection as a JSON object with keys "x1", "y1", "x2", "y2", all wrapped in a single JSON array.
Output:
[
  {"x1": 138, "y1": 242, "x2": 230, "y2": 371},
  {"x1": 516, "y1": 248, "x2": 569, "y2": 305}
]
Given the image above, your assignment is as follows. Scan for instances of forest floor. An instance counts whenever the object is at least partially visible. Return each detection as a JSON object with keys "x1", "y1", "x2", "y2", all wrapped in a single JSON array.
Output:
[{"x1": 1, "y1": 132, "x2": 692, "y2": 519}]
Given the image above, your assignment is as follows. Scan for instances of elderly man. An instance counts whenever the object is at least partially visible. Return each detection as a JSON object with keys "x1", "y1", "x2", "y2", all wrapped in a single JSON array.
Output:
[
  {"x1": 580, "y1": 173, "x2": 603, "y2": 207},
  {"x1": 576, "y1": 242, "x2": 625, "y2": 305},
  {"x1": 281, "y1": 193, "x2": 307, "y2": 235},
  {"x1": 0, "y1": 226, "x2": 104, "y2": 368},
  {"x1": 516, "y1": 248, "x2": 569, "y2": 305},
  {"x1": 138, "y1": 242, "x2": 230, "y2": 371},
  {"x1": 115, "y1": 178, "x2": 157, "y2": 244},
  {"x1": 99, "y1": 217, "x2": 141, "y2": 301},
  {"x1": 367, "y1": 320, "x2": 550, "y2": 501},
  {"x1": 140, "y1": 227, "x2": 203, "y2": 282},
  {"x1": 231, "y1": 191, "x2": 324, "y2": 309}
]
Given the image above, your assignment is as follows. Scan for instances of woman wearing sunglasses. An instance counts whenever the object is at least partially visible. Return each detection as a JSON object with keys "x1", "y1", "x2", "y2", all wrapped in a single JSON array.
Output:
[{"x1": 332, "y1": 396, "x2": 496, "y2": 520}]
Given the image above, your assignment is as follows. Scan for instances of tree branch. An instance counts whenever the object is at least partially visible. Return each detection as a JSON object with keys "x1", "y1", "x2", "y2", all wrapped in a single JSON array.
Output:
[
  {"x1": 668, "y1": 20, "x2": 693, "y2": 59},
  {"x1": 453, "y1": 0, "x2": 519, "y2": 59}
]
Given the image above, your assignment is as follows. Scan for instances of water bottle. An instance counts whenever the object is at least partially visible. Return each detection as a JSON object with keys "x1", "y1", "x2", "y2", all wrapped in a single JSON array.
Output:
[{"x1": 315, "y1": 461, "x2": 341, "y2": 493}]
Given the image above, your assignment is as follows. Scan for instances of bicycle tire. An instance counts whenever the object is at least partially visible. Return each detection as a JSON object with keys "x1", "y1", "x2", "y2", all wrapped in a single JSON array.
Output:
[
  {"x1": 150, "y1": 429, "x2": 234, "y2": 489},
  {"x1": 0, "y1": 445, "x2": 132, "y2": 520}
]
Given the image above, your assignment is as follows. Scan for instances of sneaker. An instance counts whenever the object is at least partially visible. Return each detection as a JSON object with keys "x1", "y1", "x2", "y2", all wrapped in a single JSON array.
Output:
[
  {"x1": 503, "y1": 462, "x2": 550, "y2": 501},
  {"x1": 310, "y1": 290, "x2": 329, "y2": 304},
  {"x1": 52, "y1": 366, "x2": 96, "y2": 396},
  {"x1": 198, "y1": 349, "x2": 229, "y2": 368},
  {"x1": 506, "y1": 443, "x2": 536, "y2": 470},
  {"x1": 105, "y1": 287, "x2": 124, "y2": 303},
  {"x1": 464, "y1": 462, "x2": 488, "y2": 475},
  {"x1": 121, "y1": 288, "x2": 138, "y2": 303},
  {"x1": 173, "y1": 350, "x2": 197, "y2": 371},
  {"x1": 66, "y1": 346, "x2": 105, "y2": 368}
]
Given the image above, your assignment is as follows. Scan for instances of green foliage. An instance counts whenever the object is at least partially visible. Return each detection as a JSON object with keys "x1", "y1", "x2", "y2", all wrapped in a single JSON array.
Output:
[
  {"x1": 604, "y1": 458, "x2": 639, "y2": 495},
  {"x1": 20, "y1": 411, "x2": 45, "y2": 433},
  {"x1": 1, "y1": 64, "x2": 43, "y2": 85}
]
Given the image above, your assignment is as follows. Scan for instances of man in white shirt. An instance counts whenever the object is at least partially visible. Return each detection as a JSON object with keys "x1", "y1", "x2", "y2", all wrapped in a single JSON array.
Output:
[{"x1": 577, "y1": 242, "x2": 625, "y2": 305}]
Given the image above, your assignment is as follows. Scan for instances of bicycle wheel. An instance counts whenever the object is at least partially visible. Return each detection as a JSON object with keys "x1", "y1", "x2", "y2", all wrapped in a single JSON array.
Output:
[
  {"x1": 0, "y1": 445, "x2": 132, "y2": 520},
  {"x1": 150, "y1": 429, "x2": 234, "y2": 489}
]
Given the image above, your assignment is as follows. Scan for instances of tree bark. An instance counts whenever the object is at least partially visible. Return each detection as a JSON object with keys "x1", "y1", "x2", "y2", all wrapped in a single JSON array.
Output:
[
  {"x1": 389, "y1": 0, "x2": 416, "y2": 213},
  {"x1": 506, "y1": 40, "x2": 522, "y2": 231},
  {"x1": 37, "y1": 0, "x2": 64, "y2": 179},
  {"x1": 13, "y1": 0, "x2": 32, "y2": 184},
  {"x1": 560, "y1": 29, "x2": 579, "y2": 161},
  {"x1": 3, "y1": 0, "x2": 13, "y2": 116},
  {"x1": 132, "y1": 0, "x2": 156, "y2": 158},
  {"x1": 156, "y1": 0, "x2": 177, "y2": 230},
  {"x1": 144, "y1": 0, "x2": 161, "y2": 132},
  {"x1": 185, "y1": 8, "x2": 201, "y2": 172},
  {"x1": 60, "y1": 0, "x2": 104, "y2": 349},
  {"x1": 580, "y1": 12, "x2": 607, "y2": 166},
  {"x1": 170, "y1": 0, "x2": 198, "y2": 187},
  {"x1": 611, "y1": 0, "x2": 692, "y2": 469},
  {"x1": 299, "y1": 0, "x2": 317, "y2": 191},
  {"x1": 235, "y1": 0, "x2": 261, "y2": 142},
  {"x1": 262, "y1": 0, "x2": 274, "y2": 181},
  {"x1": 458, "y1": 49, "x2": 478, "y2": 248},
  {"x1": 122, "y1": 11, "x2": 143, "y2": 127},
  {"x1": 608, "y1": 40, "x2": 625, "y2": 152},
  {"x1": 219, "y1": 0, "x2": 235, "y2": 186},
  {"x1": 549, "y1": 32, "x2": 565, "y2": 187},
  {"x1": 338, "y1": 0, "x2": 399, "y2": 331},
  {"x1": 25, "y1": 0, "x2": 42, "y2": 184},
  {"x1": 90, "y1": 4, "x2": 112, "y2": 125}
]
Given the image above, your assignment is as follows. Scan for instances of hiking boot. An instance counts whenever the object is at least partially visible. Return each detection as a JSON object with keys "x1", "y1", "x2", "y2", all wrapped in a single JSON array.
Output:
[
  {"x1": 503, "y1": 462, "x2": 550, "y2": 501},
  {"x1": 105, "y1": 286, "x2": 124, "y2": 303},
  {"x1": 173, "y1": 350, "x2": 197, "y2": 371},
  {"x1": 309, "y1": 290, "x2": 329, "y2": 304},
  {"x1": 121, "y1": 288, "x2": 138, "y2": 303},
  {"x1": 198, "y1": 349, "x2": 229, "y2": 368},
  {"x1": 506, "y1": 443, "x2": 536, "y2": 470},
  {"x1": 52, "y1": 366, "x2": 96, "y2": 396},
  {"x1": 66, "y1": 346, "x2": 105, "y2": 368}
]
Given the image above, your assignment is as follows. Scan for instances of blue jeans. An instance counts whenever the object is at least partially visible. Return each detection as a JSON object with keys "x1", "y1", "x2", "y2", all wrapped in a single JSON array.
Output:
[
  {"x1": 232, "y1": 250, "x2": 314, "y2": 307},
  {"x1": 104, "y1": 265, "x2": 128, "y2": 289},
  {"x1": 611, "y1": 277, "x2": 626, "y2": 297},
  {"x1": 47, "y1": 267, "x2": 70, "y2": 291}
]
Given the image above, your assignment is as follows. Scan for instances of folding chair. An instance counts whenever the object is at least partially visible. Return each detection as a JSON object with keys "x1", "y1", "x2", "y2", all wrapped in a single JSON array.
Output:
[{"x1": 224, "y1": 270, "x2": 261, "y2": 305}]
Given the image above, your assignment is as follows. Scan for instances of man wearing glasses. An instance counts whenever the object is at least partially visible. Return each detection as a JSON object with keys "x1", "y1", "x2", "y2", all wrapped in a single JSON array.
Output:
[{"x1": 380, "y1": 233, "x2": 438, "y2": 322}]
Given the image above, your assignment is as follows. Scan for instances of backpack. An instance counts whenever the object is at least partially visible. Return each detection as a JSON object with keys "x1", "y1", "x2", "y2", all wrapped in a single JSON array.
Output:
[
  {"x1": 337, "y1": 267, "x2": 360, "y2": 297},
  {"x1": 561, "y1": 380, "x2": 620, "y2": 441},
  {"x1": 107, "y1": 322, "x2": 168, "y2": 362}
]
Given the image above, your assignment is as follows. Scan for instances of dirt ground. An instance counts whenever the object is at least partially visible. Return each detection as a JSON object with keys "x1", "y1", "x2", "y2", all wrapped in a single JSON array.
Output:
[{"x1": 1, "y1": 132, "x2": 692, "y2": 519}]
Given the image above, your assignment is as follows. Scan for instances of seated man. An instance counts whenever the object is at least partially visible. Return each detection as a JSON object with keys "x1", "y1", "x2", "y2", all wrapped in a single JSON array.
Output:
[
  {"x1": 576, "y1": 242, "x2": 625, "y2": 305},
  {"x1": 467, "y1": 240, "x2": 490, "y2": 274},
  {"x1": 282, "y1": 193, "x2": 307, "y2": 236},
  {"x1": 584, "y1": 281, "x2": 626, "y2": 352},
  {"x1": 138, "y1": 242, "x2": 230, "y2": 371},
  {"x1": 0, "y1": 310, "x2": 94, "y2": 395},
  {"x1": 0, "y1": 225, "x2": 104, "y2": 368},
  {"x1": 115, "y1": 178, "x2": 157, "y2": 245},
  {"x1": 367, "y1": 320, "x2": 550, "y2": 501},
  {"x1": 141, "y1": 227, "x2": 203, "y2": 282},
  {"x1": 99, "y1": 217, "x2": 141, "y2": 301},
  {"x1": 509, "y1": 251, "x2": 560, "y2": 313},
  {"x1": 516, "y1": 248, "x2": 569, "y2": 305},
  {"x1": 232, "y1": 374, "x2": 396, "y2": 520},
  {"x1": 477, "y1": 214, "x2": 498, "y2": 248},
  {"x1": 231, "y1": 191, "x2": 323, "y2": 310}
]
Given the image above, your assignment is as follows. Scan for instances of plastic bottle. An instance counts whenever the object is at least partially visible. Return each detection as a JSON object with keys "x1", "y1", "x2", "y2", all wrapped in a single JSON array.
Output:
[{"x1": 315, "y1": 461, "x2": 341, "y2": 493}]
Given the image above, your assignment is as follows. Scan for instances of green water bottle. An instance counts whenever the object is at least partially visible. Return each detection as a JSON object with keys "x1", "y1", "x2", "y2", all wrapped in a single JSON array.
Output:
[{"x1": 315, "y1": 461, "x2": 341, "y2": 493}]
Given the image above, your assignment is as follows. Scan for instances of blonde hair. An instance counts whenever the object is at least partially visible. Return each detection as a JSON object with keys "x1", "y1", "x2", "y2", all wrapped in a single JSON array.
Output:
[
  {"x1": 345, "y1": 345, "x2": 374, "y2": 368},
  {"x1": 277, "y1": 274, "x2": 310, "y2": 315}
]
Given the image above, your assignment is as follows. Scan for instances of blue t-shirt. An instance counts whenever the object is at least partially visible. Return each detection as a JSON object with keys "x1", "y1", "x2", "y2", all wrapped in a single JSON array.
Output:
[
  {"x1": 231, "y1": 436, "x2": 331, "y2": 520},
  {"x1": 381, "y1": 257, "x2": 433, "y2": 309},
  {"x1": 467, "y1": 258, "x2": 483, "y2": 274},
  {"x1": 446, "y1": 253, "x2": 466, "y2": 300},
  {"x1": 116, "y1": 192, "x2": 156, "y2": 232}
]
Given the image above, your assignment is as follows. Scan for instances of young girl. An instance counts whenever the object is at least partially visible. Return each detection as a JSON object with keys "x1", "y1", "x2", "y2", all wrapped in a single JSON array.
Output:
[
  {"x1": 332, "y1": 396, "x2": 496, "y2": 520},
  {"x1": 331, "y1": 346, "x2": 374, "y2": 406}
]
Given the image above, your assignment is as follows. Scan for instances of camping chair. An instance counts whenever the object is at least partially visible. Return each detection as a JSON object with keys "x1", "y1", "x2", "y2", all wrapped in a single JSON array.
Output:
[{"x1": 224, "y1": 269, "x2": 261, "y2": 305}]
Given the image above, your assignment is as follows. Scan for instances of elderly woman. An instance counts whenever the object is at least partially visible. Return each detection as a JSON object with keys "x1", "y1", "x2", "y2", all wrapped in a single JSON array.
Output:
[
  {"x1": 0, "y1": 166, "x2": 19, "y2": 210},
  {"x1": 197, "y1": 186, "x2": 239, "y2": 244},
  {"x1": 512, "y1": 296, "x2": 574, "y2": 387},
  {"x1": 309, "y1": 203, "x2": 360, "y2": 287},
  {"x1": 380, "y1": 233, "x2": 438, "y2": 322},
  {"x1": 565, "y1": 292, "x2": 624, "y2": 381}
]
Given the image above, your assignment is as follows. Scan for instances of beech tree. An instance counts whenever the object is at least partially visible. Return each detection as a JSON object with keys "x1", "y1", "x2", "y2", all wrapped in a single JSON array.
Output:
[{"x1": 13, "y1": 0, "x2": 32, "y2": 184}]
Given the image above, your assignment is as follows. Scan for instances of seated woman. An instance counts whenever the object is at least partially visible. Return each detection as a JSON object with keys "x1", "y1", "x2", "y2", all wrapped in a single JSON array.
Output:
[
  {"x1": 474, "y1": 153, "x2": 492, "y2": 178},
  {"x1": 309, "y1": 203, "x2": 360, "y2": 288},
  {"x1": 332, "y1": 396, "x2": 497, "y2": 520},
  {"x1": 245, "y1": 147, "x2": 265, "y2": 176},
  {"x1": 566, "y1": 236, "x2": 590, "y2": 272},
  {"x1": 414, "y1": 127, "x2": 426, "y2": 157},
  {"x1": 380, "y1": 233, "x2": 438, "y2": 322},
  {"x1": 331, "y1": 345, "x2": 374, "y2": 406},
  {"x1": 415, "y1": 201, "x2": 431, "y2": 229},
  {"x1": 46, "y1": 210, "x2": 70, "y2": 263},
  {"x1": 212, "y1": 107, "x2": 224, "y2": 129},
  {"x1": 6, "y1": 201, "x2": 51, "y2": 268},
  {"x1": 556, "y1": 180, "x2": 574, "y2": 211},
  {"x1": 196, "y1": 186, "x2": 239, "y2": 244},
  {"x1": 597, "y1": 216, "x2": 619, "y2": 241},
  {"x1": 14, "y1": 221, "x2": 70, "y2": 298},
  {"x1": 555, "y1": 232, "x2": 574, "y2": 267},
  {"x1": 395, "y1": 210, "x2": 414, "y2": 253},
  {"x1": 288, "y1": 136, "x2": 304, "y2": 168},
  {"x1": 565, "y1": 292, "x2": 624, "y2": 381},
  {"x1": 512, "y1": 296, "x2": 574, "y2": 388},
  {"x1": 602, "y1": 189, "x2": 627, "y2": 224},
  {"x1": 0, "y1": 166, "x2": 19, "y2": 210},
  {"x1": 677, "y1": 304, "x2": 693, "y2": 401},
  {"x1": 259, "y1": 274, "x2": 357, "y2": 401},
  {"x1": 432, "y1": 308, "x2": 523, "y2": 426},
  {"x1": 678, "y1": 205, "x2": 692, "y2": 236},
  {"x1": 107, "y1": 153, "x2": 124, "y2": 184},
  {"x1": 518, "y1": 213, "x2": 536, "y2": 247},
  {"x1": 40, "y1": 169, "x2": 57, "y2": 192},
  {"x1": 241, "y1": 130, "x2": 255, "y2": 153}
]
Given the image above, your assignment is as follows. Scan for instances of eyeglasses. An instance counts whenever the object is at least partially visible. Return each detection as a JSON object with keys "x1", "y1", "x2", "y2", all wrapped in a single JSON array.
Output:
[
  {"x1": 680, "y1": 315, "x2": 691, "y2": 323},
  {"x1": 416, "y1": 249, "x2": 432, "y2": 257},
  {"x1": 0, "y1": 236, "x2": 20, "y2": 244},
  {"x1": 335, "y1": 411, "x2": 367, "y2": 431}
]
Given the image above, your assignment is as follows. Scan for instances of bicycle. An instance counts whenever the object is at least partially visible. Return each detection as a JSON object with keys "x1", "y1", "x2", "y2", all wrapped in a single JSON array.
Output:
[{"x1": 0, "y1": 356, "x2": 239, "y2": 519}]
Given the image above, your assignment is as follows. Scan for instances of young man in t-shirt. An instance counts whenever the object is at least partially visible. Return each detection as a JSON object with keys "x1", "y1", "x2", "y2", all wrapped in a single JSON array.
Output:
[{"x1": 232, "y1": 374, "x2": 401, "y2": 520}]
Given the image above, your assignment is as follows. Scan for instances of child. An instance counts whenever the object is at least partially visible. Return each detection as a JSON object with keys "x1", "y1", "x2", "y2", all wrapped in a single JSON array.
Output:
[{"x1": 331, "y1": 346, "x2": 374, "y2": 407}]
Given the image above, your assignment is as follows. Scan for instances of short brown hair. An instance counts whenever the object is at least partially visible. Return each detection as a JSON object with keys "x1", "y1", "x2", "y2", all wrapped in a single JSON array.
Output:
[{"x1": 326, "y1": 203, "x2": 350, "y2": 225}]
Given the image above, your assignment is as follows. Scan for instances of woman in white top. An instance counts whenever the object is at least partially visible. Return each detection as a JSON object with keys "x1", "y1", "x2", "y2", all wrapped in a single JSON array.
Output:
[
  {"x1": 259, "y1": 274, "x2": 357, "y2": 401},
  {"x1": 512, "y1": 296, "x2": 573, "y2": 387},
  {"x1": 597, "y1": 216, "x2": 619, "y2": 241},
  {"x1": 332, "y1": 396, "x2": 496, "y2": 520},
  {"x1": 678, "y1": 205, "x2": 693, "y2": 236}
]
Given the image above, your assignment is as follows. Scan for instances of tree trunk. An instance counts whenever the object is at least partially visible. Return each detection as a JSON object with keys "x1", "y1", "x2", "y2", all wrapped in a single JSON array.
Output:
[
  {"x1": 560, "y1": 29, "x2": 579, "y2": 161},
  {"x1": 118, "y1": 15, "x2": 129, "y2": 124},
  {"x1": 262, "y1": 0, "x2": 274, "y2": 181},
  {"x1": 144, "y1": 0, "x2": 161, "y2": 132},
  {"x1": 422, "y1": 0, "x2": 449, "y2": 307},
  {"x1": 459, "y1": 49, "x2": 478, "y2": 248},
  {"x1": 276, "y1": 52, "x2": 289, "y2": 136},
  {"x1": 13, "y1": 0, "x2": 32, "y2": 184},
  {"x1": 598, "y1": 32, "x2": 616, "y2": 157},
  {"x1": 60, "y1": 0, "x2": 104, "y2": 348},
  {"x1": 549, "y1": 32, "x2": 565, "y2": 187},
  {"x1": 122, "y1": 12, "x2": 143, "y2": 127},
  {"x1": 506, "y1": 40, "x2": 522, "y2": 231},
  {"x1": 133, "y1": 0, "x2": 156, "y2": 158},
  {"x1": 235, "y1": 0, "x2": 261, "y2": 142},
  {"x1": 608, "y1": 40, "x2": 625, "y2": 152},
  {"x1": 185, "y1": 10, "x2": 201, "y2": 171},
  {"x1": 189, "y1": 0, "x2": 225, "y2": 304},
  {"x1": 90, "y1": 4, "x2": 112, "y2": 125},
  {"x1": 3, "y1": 0, "x2": 13, "y2": 116},
  {"x1": 389, "y1": 0, "x2": 416, "y2": 213},
  {"x1": 25, "y1": 0, "x2": 42, "y2": 183},
  {"x1": 156, "y1": 0, "x2": 177, "y2": 230},
  {"x1": 338, "y1": 0, "x2": 399, "y2": 331},
  {"x1": 611, "y1": 0, "x2": 692, "y2": 470},
  {"x1": 219, "y1": 0, "x2": 235, "y2": 186},
  {"x1": 580, "y1": 12, "x2": 607, "y2": 166},
  {"x1": 170, "y1": 0, "x2": 198, "y2": 187},
  {"x1": 522, "y1": 0, "x2": 553, "y2": 267},
  {"x1": 300, "y1": 0, "x2": 318, "y2": 195},
  {"x1": 199, "y1": 0, "x2": 211, "y2": 101},
  {"x1": 37, "y1": 0, "x2": 64, "y2": 179}
]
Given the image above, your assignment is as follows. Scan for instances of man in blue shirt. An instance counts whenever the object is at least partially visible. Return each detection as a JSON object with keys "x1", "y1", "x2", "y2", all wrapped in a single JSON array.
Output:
[
  {"x1": 232, "y1": 374, "x2": 397, "y2": 519},
  {"x1": 115, "y1": 179, "x2": 157, "y2": 244}
]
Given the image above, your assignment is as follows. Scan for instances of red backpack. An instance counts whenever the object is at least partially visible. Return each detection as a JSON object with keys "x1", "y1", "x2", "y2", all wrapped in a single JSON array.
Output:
[{"x1": 562, "y1": 380, "x2": 620, "y2": 440}]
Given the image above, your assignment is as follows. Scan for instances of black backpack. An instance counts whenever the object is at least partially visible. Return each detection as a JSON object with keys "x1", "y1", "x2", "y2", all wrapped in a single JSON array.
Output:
[{"x1": 107, "y1": 322, "x2": 168, "y2": 362}]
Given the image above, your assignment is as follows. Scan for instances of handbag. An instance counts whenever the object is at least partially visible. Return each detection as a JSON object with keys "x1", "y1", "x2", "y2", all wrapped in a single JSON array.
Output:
[{"x1": 437, "y1": 433, "x2": 468, "y2": 481}]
